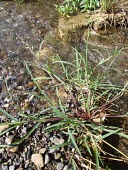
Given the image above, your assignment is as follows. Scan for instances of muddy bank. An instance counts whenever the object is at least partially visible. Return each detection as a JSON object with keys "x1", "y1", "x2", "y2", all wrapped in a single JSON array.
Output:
[{"x1": 59, "y1": 11, "x2": 128, "y2": 39}]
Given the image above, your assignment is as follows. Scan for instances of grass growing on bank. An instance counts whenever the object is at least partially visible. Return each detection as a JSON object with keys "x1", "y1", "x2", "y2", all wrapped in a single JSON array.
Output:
[
  {"x1": 55, "y1": 0, "x2": 100, "y2": 16},
  {"x1": 55, "y1": 0, "x2": 122, "y2": 16},
  {"x1": 0, "y1": 42, "x2": 128, "y2": 169},
  {"x1": 100, "y1": 0, "x2": 116, "y2": 12}
]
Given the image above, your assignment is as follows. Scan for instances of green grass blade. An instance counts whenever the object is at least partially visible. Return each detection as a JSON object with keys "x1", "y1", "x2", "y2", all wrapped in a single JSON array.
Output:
[
  {"x1": 0, "y1": 125, "x2": 17, "y2": 137},
  {"x1": 72, "y1": 159, "x2": 77, "y2": 170},
  {"x1": 45, "y1": 121, "x2": 67, "y2": 131},
  {"x1": 0, "y1": 108, "x2": 17, "y2": 121},
  {"x1": 53, "y1": 108, "x2": 72, "y2": 123},
  {"x1": 90, "y1": 135, "x2": 100, "y2": 170},
  {"x1": 97, "y1": 128, "x2": 121, "y2": 141},
  {"x1": 11, "y1": 122, "x2": 41, "y2": 145},
  {"x1": 50, "y1": 141, "x2": 71, "y2": 149},
  {"x1": 68, "y1": 128, "x2": 81, "y2": 156},
  {"x1": 24, "y1": 62, "x2": 51, "y2": 102},
  {"x1": 103, "y1": 128, "x2": 128, "y2": 139},
  {"x1": 84, "y1": 139, "x2": 92, "y2": 156}
]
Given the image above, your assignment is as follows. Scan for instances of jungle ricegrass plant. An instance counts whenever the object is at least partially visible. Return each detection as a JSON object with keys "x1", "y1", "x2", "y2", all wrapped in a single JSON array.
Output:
[{"x1": 0, "y1": 40, "x2": 128, "y2": 169}]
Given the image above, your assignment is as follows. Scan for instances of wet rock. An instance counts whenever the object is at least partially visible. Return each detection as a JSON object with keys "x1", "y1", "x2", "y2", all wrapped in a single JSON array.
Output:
[
  {"x1": 0, "y1": 124, "x2": 9, "y2": 133},
  {"x1": 31, "y1": 153, "x2": 44, "y2": 168},
  {"x1": 44, "y1": 154, "x2": 50, "y2": 165},
  {"x1": 57, "y1": 162, "x2": 64, "y2": 170}
]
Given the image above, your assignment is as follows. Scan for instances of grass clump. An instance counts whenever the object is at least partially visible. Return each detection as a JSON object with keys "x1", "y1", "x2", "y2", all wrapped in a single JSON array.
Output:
[
  {"x1": 56, "y1": 0, "x2": 124, "y2": 16},
  {"x1": 55, "y1": 0, "x2": 100, "y2": 17},
  {"x1": 100, "y1": 0, "x2": 116, "y2": 12},
  {"x1": 0, "y1": 41, "x2": 128, "y2": 169},
  {"x1": 40, "y1": 47, "x2": 128, "y2": 169}
]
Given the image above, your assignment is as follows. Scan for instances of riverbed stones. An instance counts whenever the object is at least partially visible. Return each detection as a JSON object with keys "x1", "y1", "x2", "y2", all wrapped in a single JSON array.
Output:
[{"x1": 31, "y1": 153, "x2": 44, "y2": 168}]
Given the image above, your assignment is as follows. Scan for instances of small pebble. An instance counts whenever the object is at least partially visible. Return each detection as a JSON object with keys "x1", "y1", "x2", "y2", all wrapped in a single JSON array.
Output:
[
  {"x1": 5, "y1": 135, "x2": 14, "y2": 144},
  {"x1": 55, "y1": 153, "x2": 61, "y2": 160},
  {"x1": 31, "y1": 153, "x2": 44, "y2": 168},
  {"x1": 2, "y1": 165, "x2": 8, "y2": 170},
  {"x1": 39, "y1": 148, "x2": 46, "y2": 154},
  {"x1": 0, "y1": 124, "x2": 9, "y2": 133},
  {"x1": 49, "y1": 147, "x2": 59, "y2": 153},
  {"x1": 21, "y1": 127, "x2": 27, "y2": 134},
  {"x1": 57, "y1": 162, "x2": 64, "y2": 170},
  {"x1": 44, "y1": 132, "x2": 50, "y2": 138},
  {"x1": 0, "y1": 148, "x2": 4, "y2": 153},
  {"x1": 25, "y1": 162, "x2": 29, "y2": 168},
  {"x1": 63, "y1": 165, "x2": 69, "y2": 170},
  {"x1": 9, "y1": 165, "x2": 15, "y2": 170},
  {"x1": 8, "y1": 159, "x2": 12, "y2": 164},
  {"x1": 44, "y1": 154, "x2": 50, "y2": 165},
  {"x1": 4, "y1": 103, "x2": 9, "y2": 108},
  {"x1": 7, "y1": 146, "x2": 18, "y2": 153},
  {"x1": 52, "y1": 137, "x2": 64, "y2": 145}
]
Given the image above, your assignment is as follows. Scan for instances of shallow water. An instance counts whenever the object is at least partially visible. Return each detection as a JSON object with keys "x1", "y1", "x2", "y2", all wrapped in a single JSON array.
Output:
[{"x1": 0, "y1": 0, "x2": 59, "y2": 62}]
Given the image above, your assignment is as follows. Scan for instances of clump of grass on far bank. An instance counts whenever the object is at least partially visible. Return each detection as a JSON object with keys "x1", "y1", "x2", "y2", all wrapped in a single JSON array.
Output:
[
  {"x1": 55, "y1": 0, "x2": 100, "y2": 17},
  {"x1": 100, "y1": 0, "x2": 116, "y2": 12},
  {"x1": 55, "y1": 0, "x2": 126, "y2": 16},
  {"x1": 0, "y1": 40, "x2": 128, "y2": 169}
]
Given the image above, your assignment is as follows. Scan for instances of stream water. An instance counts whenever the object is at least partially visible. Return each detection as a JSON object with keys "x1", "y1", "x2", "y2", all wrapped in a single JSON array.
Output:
[
  {"x1": 0, "y1": 0, "x2": 128, "y2": 170},
  {"x1": 0, "y1": 0, "x2": 59, "y2": 62}
]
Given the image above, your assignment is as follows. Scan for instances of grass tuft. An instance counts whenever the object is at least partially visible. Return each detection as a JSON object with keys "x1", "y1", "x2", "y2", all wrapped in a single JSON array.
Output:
[{"x1": 0, "y1": 41, "x2": 128, "y2": 169}]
